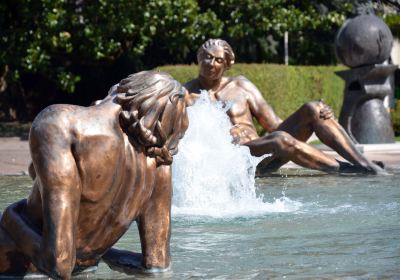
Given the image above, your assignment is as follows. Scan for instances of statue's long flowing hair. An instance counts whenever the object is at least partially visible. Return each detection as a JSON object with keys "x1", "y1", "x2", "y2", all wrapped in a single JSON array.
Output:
[{"x1": 114, "y1": 70, "x2": 188, "y2": 165}]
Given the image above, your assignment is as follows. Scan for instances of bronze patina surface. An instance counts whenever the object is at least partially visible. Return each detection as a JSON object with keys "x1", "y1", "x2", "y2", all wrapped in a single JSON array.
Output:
[
  {"x1": 185, "y1": 39, "x2": 385, "y2": 175},
  {"x1": 0, "y1": 70, "x2": 188, "y2": 279}
]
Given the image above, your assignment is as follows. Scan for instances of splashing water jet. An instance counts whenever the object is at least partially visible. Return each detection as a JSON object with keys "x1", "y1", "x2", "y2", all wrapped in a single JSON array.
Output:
[{"x1": 172, "y1": 91, "x2": 301, "y2": 217}]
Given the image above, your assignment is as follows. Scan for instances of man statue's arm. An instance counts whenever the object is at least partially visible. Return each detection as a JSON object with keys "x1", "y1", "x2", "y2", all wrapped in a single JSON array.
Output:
[{"x1": 238, "y1": 77, "x2": 282, "y2": 132}]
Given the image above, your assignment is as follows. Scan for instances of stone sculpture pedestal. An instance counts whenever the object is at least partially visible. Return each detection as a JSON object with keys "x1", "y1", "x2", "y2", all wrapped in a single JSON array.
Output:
[
  {"x1": 336, "y1": 64, "x2": 397, "y2": 144},
  {"x1": 335, "y1": 14, "x2": 397, "y2": 144}
]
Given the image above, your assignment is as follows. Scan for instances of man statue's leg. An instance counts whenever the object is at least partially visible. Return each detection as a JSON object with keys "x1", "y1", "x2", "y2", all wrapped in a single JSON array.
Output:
[
  {"x1": 246, "y1": 131, "x2": 344, "y2": 175},
  {"x1": 246, "y1": 130, "x2": 382, "y2": 175},
  {"x1": 276, "y1": 101, "x2": 385, "y2": 174}
]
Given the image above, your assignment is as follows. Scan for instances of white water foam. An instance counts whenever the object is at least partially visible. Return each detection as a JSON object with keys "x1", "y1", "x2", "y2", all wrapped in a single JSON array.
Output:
[{"x1": 172, "y1": 91, "x2": 301, "y2": 217}]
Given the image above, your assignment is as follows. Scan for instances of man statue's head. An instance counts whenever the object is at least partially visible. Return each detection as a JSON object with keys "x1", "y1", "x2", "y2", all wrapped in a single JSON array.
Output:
[{"x1": 196, "y1": 39, "x2": 235, "y2": 80}]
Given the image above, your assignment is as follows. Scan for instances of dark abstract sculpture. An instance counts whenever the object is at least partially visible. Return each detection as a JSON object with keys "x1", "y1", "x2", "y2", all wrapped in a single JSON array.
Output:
[
  {"x1": 0, "y1": 71, "x2": 188, "y2": 279},
  {"x1": 185, "y1": 39, "x2": 385, "y2": 175},
  {"x1": 335, "y1": 15, "x2": 396, "y2": 143}
]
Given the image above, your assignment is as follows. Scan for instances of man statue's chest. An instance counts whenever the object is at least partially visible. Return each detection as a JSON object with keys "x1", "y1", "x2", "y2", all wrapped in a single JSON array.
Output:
[{"x1": 215, "y1": 90, "x2": 249, "y2": 117}]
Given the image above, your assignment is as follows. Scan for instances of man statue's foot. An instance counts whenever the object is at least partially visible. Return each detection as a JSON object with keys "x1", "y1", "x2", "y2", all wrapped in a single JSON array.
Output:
[
  {"x1": 372, "y1": 160, "x2": 385, "y2": 169},
  {"x1": 370, "y1": 160, "x2": 388, "y2": 175},
  {"x1": 338, "y1": 162, "x2": 367, "y2": 174},
  {"x1": 338, "y1": 161, "x2": 387, "y2": 175}
]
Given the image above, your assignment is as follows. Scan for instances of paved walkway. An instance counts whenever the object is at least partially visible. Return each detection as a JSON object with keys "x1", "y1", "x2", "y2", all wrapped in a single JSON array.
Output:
[
  {"x1": 0, "y1": 137, "x2": 31, "y2": 175},
  {"x1": 0, "y1": 137, "x2": 399, "y2": 175}
]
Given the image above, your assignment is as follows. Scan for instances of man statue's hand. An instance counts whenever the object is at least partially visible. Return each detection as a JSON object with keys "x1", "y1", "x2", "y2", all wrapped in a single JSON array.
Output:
[
  {"x1": 319, "y1": 100, "x2": 334, "y2": 120},
  {"x1": 230, "y1": 125, "x2": 242, "y2": 144}
]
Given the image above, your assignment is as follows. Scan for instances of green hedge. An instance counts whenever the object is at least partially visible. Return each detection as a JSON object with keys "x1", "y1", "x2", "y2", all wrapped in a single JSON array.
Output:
[
  {"x1": 158, "y1": 64, "x2": 346, "y2": 119},
  {"x1": 392, "y1": 100, "x2": 400, "y2": 137}
]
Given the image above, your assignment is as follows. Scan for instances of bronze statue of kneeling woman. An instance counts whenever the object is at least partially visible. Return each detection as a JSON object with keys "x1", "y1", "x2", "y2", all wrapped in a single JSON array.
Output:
[{"x1": 0, "y1": 71, "x2": 189, "y2": 279}]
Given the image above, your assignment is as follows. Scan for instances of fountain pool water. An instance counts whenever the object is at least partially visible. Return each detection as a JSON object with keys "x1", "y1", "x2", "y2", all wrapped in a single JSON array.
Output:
[
  {"x1": 0, "y1": 93, "x2": 399, "y2": 278},
  {"x1": 0, "y1": 172, "x2": 399, "y2": 279}
]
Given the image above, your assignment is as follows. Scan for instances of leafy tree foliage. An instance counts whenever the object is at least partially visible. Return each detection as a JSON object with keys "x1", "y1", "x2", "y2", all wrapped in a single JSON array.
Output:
[
  {"x1": 0, "y1": 0, "x2": 221, "y2": 119},
  {"x1": 198, "y1": 0, "x2": 354, "y2": 64},
  {"x1": 0, "y1": 0, "x2": 397, "y2": 121}
]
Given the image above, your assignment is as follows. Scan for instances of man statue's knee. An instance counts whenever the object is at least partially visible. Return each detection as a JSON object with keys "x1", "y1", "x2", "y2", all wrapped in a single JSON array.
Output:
[
  {"x1": 270, "y1": 131, "x2": 296, "y2": 153},
  {"x1": 301, "y1": 101, "x2": 321, "y2": 119}
]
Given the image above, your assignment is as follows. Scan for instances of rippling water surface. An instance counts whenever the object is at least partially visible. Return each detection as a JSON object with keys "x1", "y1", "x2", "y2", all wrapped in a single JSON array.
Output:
[
  {"x1": 0, "y1": 172, "x2": 399, "y2": 279},
  {"x1": 1, "y1": 93, "x2": 399, "y2": 278}
]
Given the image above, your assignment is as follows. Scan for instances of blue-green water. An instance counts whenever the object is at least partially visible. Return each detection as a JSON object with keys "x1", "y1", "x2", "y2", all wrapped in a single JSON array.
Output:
[{"x1": 0, "y1": 170, "x2": 399, "y2": 279}]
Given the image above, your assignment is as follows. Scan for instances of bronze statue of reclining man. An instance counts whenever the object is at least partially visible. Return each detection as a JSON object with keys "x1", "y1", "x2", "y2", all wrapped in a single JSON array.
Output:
[{"x1": 184, "y1": 38, "x2": 385, "y2": 175}]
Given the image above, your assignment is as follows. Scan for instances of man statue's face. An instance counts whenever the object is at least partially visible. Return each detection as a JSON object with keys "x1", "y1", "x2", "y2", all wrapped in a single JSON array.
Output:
[{"x1": 198, "y1": 45, "x2": 226, "y2": 81}]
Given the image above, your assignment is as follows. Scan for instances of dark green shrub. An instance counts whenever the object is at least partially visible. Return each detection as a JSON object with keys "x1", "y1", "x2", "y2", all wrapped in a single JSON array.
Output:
[
  {"x1": 385, "y1": 14, "x2": 400, "y2": 38},
  {"x1": 391, "y1": 100, "x2": 400, "y2": 136}
]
